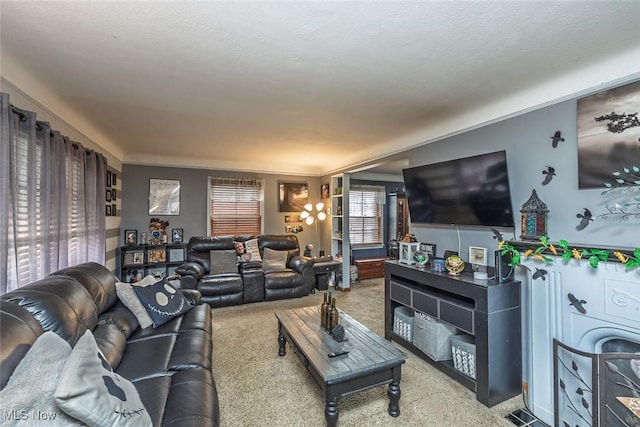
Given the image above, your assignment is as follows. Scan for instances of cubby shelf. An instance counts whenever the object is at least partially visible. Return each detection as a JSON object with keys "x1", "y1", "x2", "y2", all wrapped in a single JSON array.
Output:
[{"x1": 119, "y1": 243, "x2": 187, "y2": 282}]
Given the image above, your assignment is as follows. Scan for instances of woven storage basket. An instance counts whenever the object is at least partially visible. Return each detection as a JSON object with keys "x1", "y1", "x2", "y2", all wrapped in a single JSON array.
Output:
[
  {"x1": 413, "y1": 312, "x2": 457, "y2": 361},
  {"x1": 451, "y1": 334, "x2": 476, "y2": 379},
  {"x1": 350, "y1": 265, "x2": 359, "y2": 282},
  {"x1": 392, "y1": 306, "x2": 414, "y2": 342}
]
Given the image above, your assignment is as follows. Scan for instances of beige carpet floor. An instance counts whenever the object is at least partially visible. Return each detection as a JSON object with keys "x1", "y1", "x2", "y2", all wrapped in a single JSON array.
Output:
[{"x1": 211, "y1": 278, "x2": 524, "y2": 426}]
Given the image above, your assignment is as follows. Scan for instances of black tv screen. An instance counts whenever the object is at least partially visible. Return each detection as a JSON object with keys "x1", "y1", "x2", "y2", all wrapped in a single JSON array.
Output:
[{"x1": 402, "y1": 150, "x2": 515, "y2": 228}]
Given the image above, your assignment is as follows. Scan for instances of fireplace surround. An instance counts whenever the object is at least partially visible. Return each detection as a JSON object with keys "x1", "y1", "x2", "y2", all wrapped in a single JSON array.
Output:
[{"x1": 519, "y1": 254, "x2": 640, "y2": 426}]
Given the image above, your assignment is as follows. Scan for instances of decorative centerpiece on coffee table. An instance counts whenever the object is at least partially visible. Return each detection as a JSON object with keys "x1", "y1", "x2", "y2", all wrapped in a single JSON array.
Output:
[{"x1": 320, "y1": 292, "x2": 339, "y2": 334}]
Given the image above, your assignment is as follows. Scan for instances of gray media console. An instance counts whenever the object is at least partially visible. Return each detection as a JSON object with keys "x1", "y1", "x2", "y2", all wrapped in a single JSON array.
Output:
[{"x1": 384, "y1": 260, "x2": 521, "y2": 407}]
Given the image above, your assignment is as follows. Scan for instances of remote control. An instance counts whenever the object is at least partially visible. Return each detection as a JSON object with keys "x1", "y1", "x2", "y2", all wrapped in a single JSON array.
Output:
[{"x1": 328, "y1": 350, "x2": 349, "y2": 358}]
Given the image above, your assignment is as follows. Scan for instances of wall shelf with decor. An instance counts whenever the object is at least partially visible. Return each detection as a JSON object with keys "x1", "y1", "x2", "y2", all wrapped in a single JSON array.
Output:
[{"x1": 118, "y1": 243, "x2": 187, "y2": 282}]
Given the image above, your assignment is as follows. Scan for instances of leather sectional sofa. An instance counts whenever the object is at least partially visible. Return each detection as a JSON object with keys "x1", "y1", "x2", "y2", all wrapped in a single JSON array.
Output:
[
  {"x1": 0, "y1": 262, "x2": 218, "y2": 426},
  {"x1": 176, "y1": 234, "x2": 316, "y2": 308}
]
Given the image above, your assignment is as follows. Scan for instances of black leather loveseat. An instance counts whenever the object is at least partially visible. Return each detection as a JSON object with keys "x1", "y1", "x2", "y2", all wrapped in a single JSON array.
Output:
[
  {"x1": 176, "y1": 234, "x2": 316, "y2": 308},
  {"x1": 0, "y1": 262, "x2": 218, "y2": 426}
]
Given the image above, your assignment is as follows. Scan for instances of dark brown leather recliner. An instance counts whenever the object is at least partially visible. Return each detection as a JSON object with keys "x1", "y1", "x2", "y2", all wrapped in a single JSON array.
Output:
[
  {"x1": 258, "y1": 234, "x2": 315, "y2": 301},
  {"x1": 176, "y1": 234, "x2": 315, "y2": 308}
]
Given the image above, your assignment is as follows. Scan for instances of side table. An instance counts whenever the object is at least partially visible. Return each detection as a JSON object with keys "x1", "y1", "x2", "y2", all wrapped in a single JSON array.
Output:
[{"x1": 313, "y1": 260, "x2": 341, "y2": 292}]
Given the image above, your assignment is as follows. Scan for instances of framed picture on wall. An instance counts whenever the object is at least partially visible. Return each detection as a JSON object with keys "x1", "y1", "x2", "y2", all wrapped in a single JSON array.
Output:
[
  {"x1": 107, "y1": 171, "x2": 112, "y2": 188},
  {"x1": 149, "y1": 178, "x2": 181, "y2": 215},
  {"x1": 577, "y1": 80, "x2": 640, "y2": 189},
  {"x1": 284, "y1": 215, "x2": 302, "y2": 223},
  {"x1": 124, "y1": 229, "x2": 137, "y2": 245},
  {"x1": 321, "y1": 183, "x2": 330, "y2": 199},
  {"x1": 278, "y1": 181, "x2": 308, "y2": 212},
  {"x1": 172, "y1": 228, "x2": 184, "y2": 243}
]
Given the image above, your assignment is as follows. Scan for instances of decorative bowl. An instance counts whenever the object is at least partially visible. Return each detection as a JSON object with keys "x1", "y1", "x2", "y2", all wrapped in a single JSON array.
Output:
[
  {"x1": 413, "y1": 250, "x2": 429, "y2": 268},
  {"x1": 445, "y1": 255, "x2": 465, "y2": 275}
]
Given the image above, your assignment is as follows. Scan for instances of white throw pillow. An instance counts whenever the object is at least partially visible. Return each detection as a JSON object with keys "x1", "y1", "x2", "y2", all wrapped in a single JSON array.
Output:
[
  {"x1": 244, "y1": 238, "x2": 262, "y2": 262},
  {"x1": 54, "y1": 330, "x2": 153, "y2": 427}
]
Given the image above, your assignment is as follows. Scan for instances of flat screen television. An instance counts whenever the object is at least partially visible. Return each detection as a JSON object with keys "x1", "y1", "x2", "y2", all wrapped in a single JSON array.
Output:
[{"x1": 402, "y1": 150, "x2": 515, "y2": 228}]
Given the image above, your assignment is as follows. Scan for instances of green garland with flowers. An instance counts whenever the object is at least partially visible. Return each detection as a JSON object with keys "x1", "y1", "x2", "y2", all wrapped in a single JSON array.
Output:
[{"x1": 498, "y1": 236, "x2": 640, "y2": 270}]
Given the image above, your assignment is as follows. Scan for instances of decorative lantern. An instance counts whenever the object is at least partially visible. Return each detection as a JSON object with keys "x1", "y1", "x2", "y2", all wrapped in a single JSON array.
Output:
[
  {"x1": 399, "y1": 242, "x2": 420, "y2": 265},
  {"x1": 520, "y1": 189, "x2": 548, "y2": 241}
]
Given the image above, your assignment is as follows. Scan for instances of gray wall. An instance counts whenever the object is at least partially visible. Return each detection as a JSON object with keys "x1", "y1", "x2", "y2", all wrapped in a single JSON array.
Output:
[
  {"x1": 121, "y1": 165, "x2": 321, "y2": 248},
  {"x1": 324, "y1": 97, "x2": 639, "y2": 265}
]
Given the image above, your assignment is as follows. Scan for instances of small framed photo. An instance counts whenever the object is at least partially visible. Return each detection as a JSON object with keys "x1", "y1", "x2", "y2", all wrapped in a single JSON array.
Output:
[
  {"x1": 172, "y1": 228, "x2": 184, "y2": 243},
  {"x1": 284, "y1": 215, "x2": 302, "y2": 223},
  {"x1": 321, "y1": 183, "x2": 330, "y2": 199},
  {"x1": 111, "y1": 189, "x2": 116, "y2": 200},
  {"x1": 123, "y1": 253, "x2": 135, "y2": 266},
  {"x1": 106, "y1": 205, "x2": 111, "y2": 216},
  {"x1": 111, "y1": 172, "x2": 117, "y2": 187},
  {"x1": 132, "y1": 252, "x2": 145, "y2": 265},
  {"x1": 106, "y1": 189, "x2": 111, "y2": 202},
  {"x1": 420, "y1": 243, "x2": 436, "y2": 258},
  {"x1": 149, "y1": 249, "x2": 166, "y2": 264},
  {"x1": 169, "y1": 248, "x2": 185, "y2": 262},
  {"x1": 107, "y1": 171, "x2": 112, "y2": 188},
  {"x1": 124, "y1": 229, "x2": 137, "y2": 245},
  {"x1": 469, "y1": 246, "x2": 488, "y2": 266}
]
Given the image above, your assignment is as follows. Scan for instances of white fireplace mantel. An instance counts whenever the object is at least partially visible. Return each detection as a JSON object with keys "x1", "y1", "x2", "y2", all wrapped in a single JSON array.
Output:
[{"x1": 517, "y1": 254, "x2": 640, "y2": 425}]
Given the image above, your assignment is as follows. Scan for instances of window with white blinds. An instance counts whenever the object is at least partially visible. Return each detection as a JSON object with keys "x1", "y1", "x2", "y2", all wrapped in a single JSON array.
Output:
[
  {"x1": 208, "y1": 177, "x2": 263, "y2": 236},
  {"x1": 349, "y1": 185, "x2": 385, "y2": 246}
]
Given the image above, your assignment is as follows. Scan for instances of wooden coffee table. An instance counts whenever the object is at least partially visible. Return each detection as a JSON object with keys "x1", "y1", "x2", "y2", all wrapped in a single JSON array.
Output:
[{"x1": 275, "y1": 306, "x2": 406, "y2": 426}]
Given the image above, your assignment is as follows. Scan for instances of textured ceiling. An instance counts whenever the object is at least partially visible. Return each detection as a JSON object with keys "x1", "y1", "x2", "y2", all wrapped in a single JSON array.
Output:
[{"x1": 2, "y1": 1, "x2": 640, "y2": 176}]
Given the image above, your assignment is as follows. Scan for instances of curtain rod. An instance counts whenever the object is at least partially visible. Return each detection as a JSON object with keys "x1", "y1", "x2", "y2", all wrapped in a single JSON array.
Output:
[{"x1": 10, "y1": 105, "x2": 94, "y2": 154}]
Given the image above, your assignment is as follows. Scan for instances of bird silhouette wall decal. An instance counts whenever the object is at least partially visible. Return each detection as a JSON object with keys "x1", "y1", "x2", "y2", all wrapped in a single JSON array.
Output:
[
  {"x1": 568, "y1": 293, "x2": 587, "y2": 314},
  {"x1": 550, "y1": 131, "x2": 564, "y2": 148},
  {"x1": 490, "y1": 228, "x2": 504, "y2": 242},
  {"x1": 541, "y1": 166, "x2": 556, "y2": 185},
  {"x1": 576, "y1": 208, "x2": 594, "y2": 231},
  {"x1": 532, "y1": 268, "x2": 548, "y2": 281}
]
